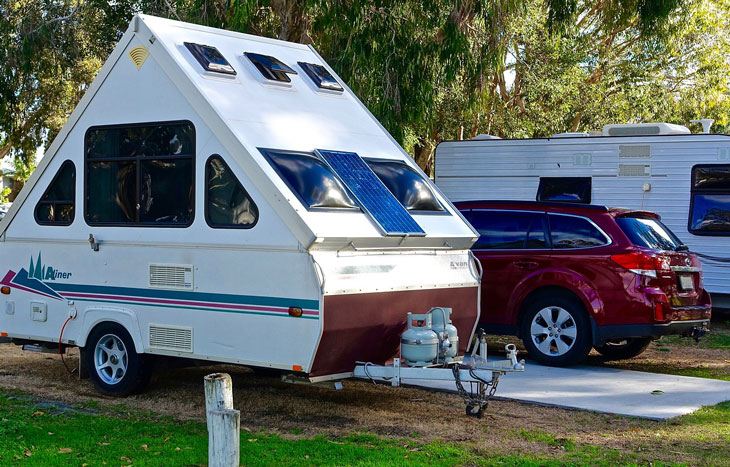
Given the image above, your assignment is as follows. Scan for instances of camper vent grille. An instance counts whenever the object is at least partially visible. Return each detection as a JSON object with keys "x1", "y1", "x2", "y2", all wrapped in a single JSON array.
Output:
[
  {"x1": 572, "y1": 153, "x2": 592, "y2": 166},
  {"x1": 618, "y1": 164, "x2": 651, "y2": 177},
  {"x1": 719, "y1": 148, "x2": 730, "y2": 161},
  {"x1": 619, "y1": 145, "x2": 651, "y2": 158},
  {"x1": 149, "y1": 264, "x2": 193, "y2": 290},
  {"x1": 149, "y1": 325, "x2": 193, "y2": 353}
]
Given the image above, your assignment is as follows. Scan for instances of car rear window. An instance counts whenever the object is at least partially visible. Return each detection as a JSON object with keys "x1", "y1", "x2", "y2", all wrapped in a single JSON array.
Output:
[
  {"x1": 616, "y1": 217, "x2": 683, "y2": 251},
  {"x1": 548, "y1": 214, "x2": 608, "y2": 249}
]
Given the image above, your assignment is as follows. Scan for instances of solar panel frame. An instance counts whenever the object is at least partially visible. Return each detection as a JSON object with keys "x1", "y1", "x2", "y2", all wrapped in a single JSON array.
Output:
[{"x1": 315, "y1": 149, "x2": 425, "y2": 236}]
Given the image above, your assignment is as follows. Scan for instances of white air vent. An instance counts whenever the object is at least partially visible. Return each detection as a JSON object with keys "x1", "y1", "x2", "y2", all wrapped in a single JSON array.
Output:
[
  {"x1": 573, "y1": 153, "x2": 592, "y2": 166},
  {"x1": 618, "y1": 164, "x2": 651, "y2": 177},
  {"x1": 603, "y1": 123, "x2": 690, "y2": 136},
  {"x1": 149, "y1": 263, "x2": 193, "y2": 290},
  {"x1": 719, "y1": 148, "x2": 730, "y2": 161},
  {"x1": 149, "y1": 324, "x2": 193, "y2": 353},
  {"x1": 619, "y1": 145, "x2": 651, "y2": 158}
]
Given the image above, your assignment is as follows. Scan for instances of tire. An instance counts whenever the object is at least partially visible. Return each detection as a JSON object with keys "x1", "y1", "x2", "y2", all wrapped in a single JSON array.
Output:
[
  {"x1": 594, "y1": 337, "x2": 652, "y2": 361},
  {"x1": 85, "y1": 322, "x2": 150, "y2": 397},
  {"x1": 519, "y1": 295, "x2": 592, "y2": 366}
]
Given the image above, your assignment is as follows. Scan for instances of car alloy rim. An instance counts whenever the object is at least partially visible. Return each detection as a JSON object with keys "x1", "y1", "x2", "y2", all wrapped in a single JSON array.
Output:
[
  {"x1": 530, "y1": 306, "x2": 577, "y2": 357},
  {"x1": 94, "y1": 334, "x2": 128, "y2": 385}
]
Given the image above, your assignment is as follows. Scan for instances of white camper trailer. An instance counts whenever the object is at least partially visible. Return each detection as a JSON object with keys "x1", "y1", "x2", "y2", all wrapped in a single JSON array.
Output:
[
  {"x1": 435, "y1": 122, "x2": 730, "y2": 307},
  {"x1": 0, "y1": 15, "x2": 522, "y2": 410}
]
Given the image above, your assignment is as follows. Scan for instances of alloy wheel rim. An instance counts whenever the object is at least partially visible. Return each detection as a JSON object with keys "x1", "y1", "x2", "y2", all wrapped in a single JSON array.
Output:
[
  {"x1": 94, "y1": 334, "x2": 128, "y2": 385},
  {"x1": 530, "y1": 306, "x2": 577, "y2": 357}
]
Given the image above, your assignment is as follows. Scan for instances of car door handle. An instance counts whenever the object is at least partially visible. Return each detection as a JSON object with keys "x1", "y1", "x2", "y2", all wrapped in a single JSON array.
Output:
[{"x1": 515, "y1": 260, "x2": 539, "y2": 270}]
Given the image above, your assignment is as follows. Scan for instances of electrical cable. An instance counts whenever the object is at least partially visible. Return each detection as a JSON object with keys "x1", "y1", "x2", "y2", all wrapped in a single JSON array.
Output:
[{"x1": 59, "y1": 315, "x2": 77, "y2": 375}]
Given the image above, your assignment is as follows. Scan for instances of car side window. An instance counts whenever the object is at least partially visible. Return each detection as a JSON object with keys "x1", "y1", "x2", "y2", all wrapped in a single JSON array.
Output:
[
  {"x1": 465, "y1": 211, "x2": 544, "y2": 250},
  {"x1": 548, "y1": 214, "x2": 608, "y2": 249}
]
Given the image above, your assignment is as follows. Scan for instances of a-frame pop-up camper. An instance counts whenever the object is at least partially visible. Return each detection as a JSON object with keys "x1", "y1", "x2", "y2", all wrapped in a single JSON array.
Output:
[{"x1": 0, "y1": 15, "x2": 502, "y2": 398}]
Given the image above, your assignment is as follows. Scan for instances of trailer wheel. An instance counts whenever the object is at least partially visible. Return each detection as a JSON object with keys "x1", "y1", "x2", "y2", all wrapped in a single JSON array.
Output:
[
  {"x1": 519, "y1": 295, "x2": 592, "y2": 366},
  {"x1": 594, "y1": 337, "x2": 652, "y2": 361},
  {"x1": 86, "y1": 322, "x2": 150, "y2": 397}
]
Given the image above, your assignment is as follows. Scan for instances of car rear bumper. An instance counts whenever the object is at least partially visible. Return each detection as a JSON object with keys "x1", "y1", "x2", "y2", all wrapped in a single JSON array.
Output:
[{"x1": 591, "y1": 318, "x2": 711, "y2": 346}]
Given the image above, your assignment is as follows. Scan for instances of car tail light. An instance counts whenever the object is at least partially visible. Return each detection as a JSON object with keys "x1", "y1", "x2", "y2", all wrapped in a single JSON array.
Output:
[{"x1": 610, "y1": 252, "x2": 669, "y2": 278}]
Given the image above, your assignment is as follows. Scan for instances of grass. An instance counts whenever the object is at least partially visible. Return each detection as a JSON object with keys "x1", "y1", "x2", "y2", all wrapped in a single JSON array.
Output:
[{"x1": 1, "y1": 389, "x2": 730, "y2": 466}]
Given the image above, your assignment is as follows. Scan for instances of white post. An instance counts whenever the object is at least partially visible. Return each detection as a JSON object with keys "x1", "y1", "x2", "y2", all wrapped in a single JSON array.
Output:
[{"x1": 205, "y1": 373, "x2": 239, "y2": 467}]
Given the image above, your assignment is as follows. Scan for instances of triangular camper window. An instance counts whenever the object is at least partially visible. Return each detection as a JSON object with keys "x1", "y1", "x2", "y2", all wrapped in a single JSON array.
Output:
[
  {"x1": 205, "y1": 155, "x2": 258, "y2": 228},
  {"x1": 35, "y1": 160, "x2": 75, "y2": 225}
]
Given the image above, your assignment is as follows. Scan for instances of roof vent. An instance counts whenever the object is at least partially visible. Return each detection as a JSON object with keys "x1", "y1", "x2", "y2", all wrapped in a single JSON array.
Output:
[
  {"x1": 298, "y1": 62, "x2": 343, "y2": 92},
  {"x1": 602, "y1": 123, "x2": 690, "y2": 137},
  {"x1": 149, "y1": 263, "x2": 193, "y2": 290},
  {"x1": 184, "y1": 42, "x2": 236, "y2": 75},
  {"x1": 471, "y1": 134, "x2": 501, "y2": 140},
  {"x1": 691, "y1": 119, "x2": 714, "y2": 134},
  {"x1": 245, "y1": 52, "x2": 297, "y2": 83}
]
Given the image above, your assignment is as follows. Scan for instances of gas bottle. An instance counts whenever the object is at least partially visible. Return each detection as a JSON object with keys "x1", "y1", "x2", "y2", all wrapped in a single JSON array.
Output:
[
  {"x1": 400, "y1": 312, "x2": 439, "y2": 366},
  {"x1": 430, "y1": 307, "x2": 459, "y2": 363}
]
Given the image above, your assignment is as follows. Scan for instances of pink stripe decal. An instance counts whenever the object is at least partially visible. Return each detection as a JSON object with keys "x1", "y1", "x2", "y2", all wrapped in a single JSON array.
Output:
[{"x1": 62, "y1": 292, "x2": 319, "y2": 315}]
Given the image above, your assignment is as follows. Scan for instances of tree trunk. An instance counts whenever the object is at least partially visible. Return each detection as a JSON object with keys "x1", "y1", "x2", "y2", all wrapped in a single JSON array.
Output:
[{"x1": 272, "y1": 0, "x2": 311, "y2": 44}]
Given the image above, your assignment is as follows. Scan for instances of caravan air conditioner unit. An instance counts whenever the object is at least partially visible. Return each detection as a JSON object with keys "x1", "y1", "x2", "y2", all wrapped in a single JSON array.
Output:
[{"x1": 602, "y1": 123, "x2": 691, "y2": 137}]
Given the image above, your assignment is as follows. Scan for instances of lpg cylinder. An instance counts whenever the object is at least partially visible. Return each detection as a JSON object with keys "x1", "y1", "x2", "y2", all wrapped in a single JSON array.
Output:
[
  {"x1": 400, "y1": 312, "x2": 439, "y2": 366},
  {"x1": 430, "y1": 307, "x2": 459, "y2": 363}
]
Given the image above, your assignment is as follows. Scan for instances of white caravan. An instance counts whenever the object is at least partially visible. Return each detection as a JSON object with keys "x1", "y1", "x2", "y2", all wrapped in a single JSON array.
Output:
[
  {"x1": 0, "y1": 15, "x2": 525, "y2": 403},
  {"x1": 435, "y1": 122, "x2": 730, "y2": 307}
]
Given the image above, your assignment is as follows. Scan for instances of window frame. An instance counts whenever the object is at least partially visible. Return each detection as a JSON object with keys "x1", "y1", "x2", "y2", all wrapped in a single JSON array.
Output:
[
  {"x1": 258, "y1": 148, "x2": 361, "y2": 213},
  {"x1": 463, "y1": 209, "x2": 551, "y2": 251},
  {"x1": 547, "y1": 212, "x2": 612, "y2": 250},
  {"x1": 688, "y1": 164, "x2": 730, "y2": 236},
  {"x1": 536, "y1": 177, "x2": 592, "y2": 204},
  {"x1": 363, "y1": 157, "x2": 448, "y2": 215},
  {"x1": 34, "y1": 160, "x2": 76, "y2": 226},
  {"x1": 83, "y1": 120, "x2": 196, "y2": 228},
  {"x1": 204, "y1": 154, "x2": 259, "y2": 230}
]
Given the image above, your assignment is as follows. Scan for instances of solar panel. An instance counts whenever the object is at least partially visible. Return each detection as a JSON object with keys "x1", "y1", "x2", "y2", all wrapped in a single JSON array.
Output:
[{"x1": 316, "y1": 150, "x2": 425, "y2": 236}]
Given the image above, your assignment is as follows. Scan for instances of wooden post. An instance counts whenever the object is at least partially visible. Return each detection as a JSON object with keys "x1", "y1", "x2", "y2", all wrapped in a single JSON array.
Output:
[{"x1": 205, "y1": 373, "x2": 239, "y2": 467}]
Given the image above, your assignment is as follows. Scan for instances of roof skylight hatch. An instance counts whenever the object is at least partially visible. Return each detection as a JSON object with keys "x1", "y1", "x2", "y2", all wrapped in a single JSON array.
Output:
[
  {"x1": 298, "y1": 62, "x2": 344, "y2": 92},
  {"x1": 184, "y1": 42, "x2": 236, "y2": 75},
  {"x1": 244, "y1": 52, "x2": 298, "y2": 83}
]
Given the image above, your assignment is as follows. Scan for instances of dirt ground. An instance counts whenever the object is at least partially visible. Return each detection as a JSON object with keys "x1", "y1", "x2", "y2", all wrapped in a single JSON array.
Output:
[{"x1": 1, "y1": 320, "x2": 729, "y2": 462}]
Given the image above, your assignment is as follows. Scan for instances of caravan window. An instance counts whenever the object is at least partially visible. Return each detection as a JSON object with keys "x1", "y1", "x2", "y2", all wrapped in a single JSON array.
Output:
[
  {"x1": 689, "y1": 165, "x2": 730, "y2": 235},
  {"x1": 365, "y1": 159, "x2": 445, "y2": 212},
  {"x1": 85, "y1": 121, "x2": 195, "y2": 226},
  {"x1": 537, "y1": 177, "x2": 591, "y2": 203},
  {"x1": 35, "y1": 160, "x2": 75, "y2": 225},
  {"x1": 205, "y1": 155, "x2": 258, "y2": 228},
  {"x1": 261, "y1": 149, "x2": 358, "y2": 210}
]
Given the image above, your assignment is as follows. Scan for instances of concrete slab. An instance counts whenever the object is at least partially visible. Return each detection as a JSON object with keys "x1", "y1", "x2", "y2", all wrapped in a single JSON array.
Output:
[{"x1": 383, "y1": 363, "x2": 730, "y2": 420}]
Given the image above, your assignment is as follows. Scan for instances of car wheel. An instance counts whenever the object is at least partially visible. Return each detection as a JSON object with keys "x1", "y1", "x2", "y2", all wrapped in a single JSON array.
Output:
[
  {"x1": 520, "y1": 295, "x2": 592, "y2": 366},
  {"x1": 86, "y1": 322, "x2": 150, "y2": 396},
  {"x1": 594, "y1": 337, "x2": 652, "y2": 361}
]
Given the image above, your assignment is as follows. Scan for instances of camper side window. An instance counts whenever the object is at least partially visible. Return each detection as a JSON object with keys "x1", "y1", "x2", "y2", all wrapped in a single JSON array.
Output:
[
  {"x1": 537, "y1": 177, "x2": 591, "y2": 204},
  {"x1": 261, "y1": 149, "x2": 359, "y2": 210},
  {"x1": 85, "y1": 122, "x2": 195, "y2": 226},
  {"x1": 365, "y1": 159, "x2": 445, "y2": 212},
  {"x1": 689, "y1": 165, "x2": 730, "y2": 235},
  {"x1": 35, "y1": 160, "x2": 75, "y2": 225},
  {"x1": 205, "y1": 156, "x2": 258, "y2": 228}
]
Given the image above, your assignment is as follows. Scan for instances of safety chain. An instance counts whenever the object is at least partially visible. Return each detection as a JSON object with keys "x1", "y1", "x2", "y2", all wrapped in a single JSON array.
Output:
[{"x1": 452, "y1": 364, "x2": 501, "y2": 418}]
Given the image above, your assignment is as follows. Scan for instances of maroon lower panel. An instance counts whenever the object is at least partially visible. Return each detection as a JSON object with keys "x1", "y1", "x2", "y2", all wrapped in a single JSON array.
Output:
[{"x1": 309, "y1": 286, "x2": 478, "y2": 377}]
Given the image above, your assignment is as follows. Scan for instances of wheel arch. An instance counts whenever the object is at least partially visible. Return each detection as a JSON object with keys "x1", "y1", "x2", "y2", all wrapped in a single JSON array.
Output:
[{"x1": 77, "y1": 307, "x2": 145, "y2": 353}]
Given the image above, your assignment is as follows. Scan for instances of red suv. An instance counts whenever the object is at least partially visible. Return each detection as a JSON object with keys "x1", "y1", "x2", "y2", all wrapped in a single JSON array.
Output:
[{"x1": 456, "y1": 201, "x2": 712, "y2": 366}]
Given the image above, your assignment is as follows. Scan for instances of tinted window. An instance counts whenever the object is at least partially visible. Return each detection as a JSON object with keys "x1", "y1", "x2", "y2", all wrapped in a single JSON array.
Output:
[
  {"x1": 537, "y1": 177, "x2": 591, "y2": 203},
  {"x1": 616, "y1": 217, "x2": 683, "y2": 251},
  {"x1": 366, "y1": 159, "x2": 444, "y2": 212},
  {"x1": 549, "y1": 214, "x2": 608, "y2": 249},
  {"x1": 690, "y1": 165, "x2": 730, "y2": 235},
  {"x1": 464, "y1": 211, "x2": 545, "y2": 250},
  {"x1": 262, "y1": 149, "x2": 357, "y2": 210},
  {"x1": 206, "y1": 155, "x2": 258, "y2": 228},
  {"x1": 35, "y1": 160, "x2": 75, "y2": 225},
  {"x1": 245, "y1": 53, "x2": 297, "y2": 82},
  {"x1": 85, "y1": 122, "x2": 194, "y2": 226},
  {"x1": 184, "y1": 42, "x2": 236, "y2": 75}
]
